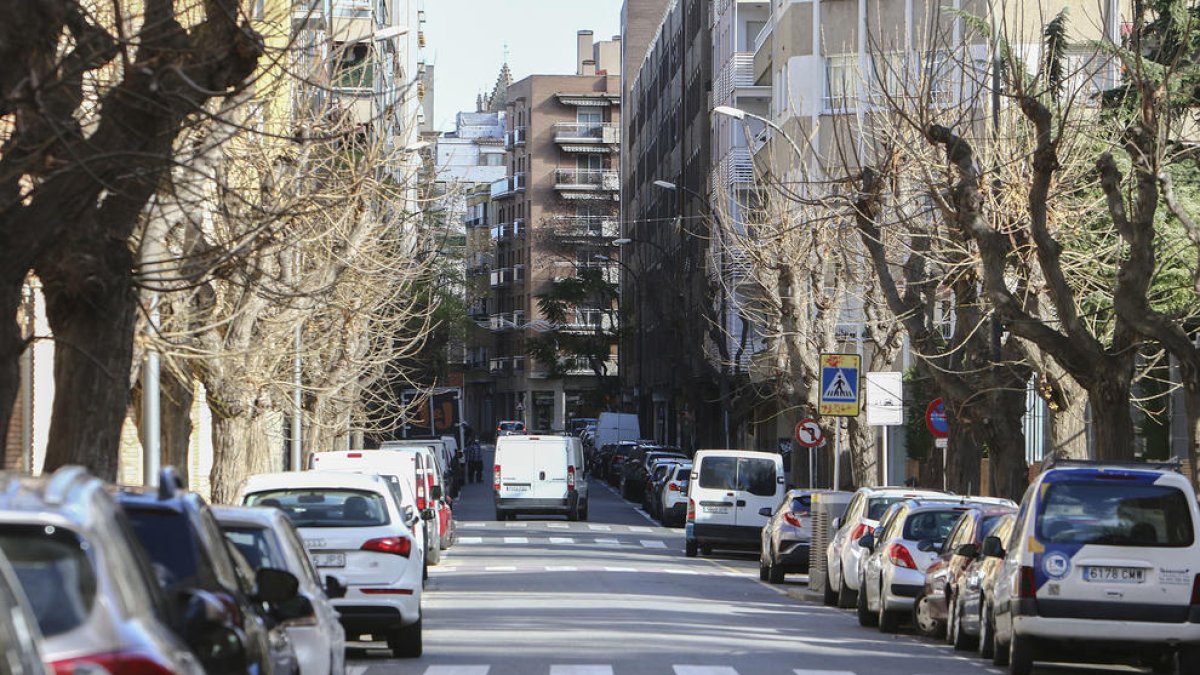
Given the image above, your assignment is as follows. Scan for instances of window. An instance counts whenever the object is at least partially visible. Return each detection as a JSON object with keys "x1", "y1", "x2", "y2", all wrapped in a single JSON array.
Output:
[
  {"x1": 0, "y1": 525, "x2": 97, "y2": 638},
  {"x1": 790, "y1": 495, "x2": 812, "y2": 515},
  {"x1": 870, "y1": 52, "x2": 907, "y2": 102},
  {"x1": 1036, "y1": 482, "x2": 1194, "y2": 547},
  {"x1": 825, "y1": 54, "x2": 861, "y2": 110},
  {"x1": 867, "y1": 496, "x2": 905, "y2": 521},
  {"x1": 334, "y1": 42, "x2": 373, "y2": 90},
  {"x1": 223, "y1": 526, "x2": 283, "y2": 570},
  {"x1": 904, "y1": 509, "x2": 968, "y2": 542},
  {"x1": 125, "y1": 510, "x2": 203, "y2": 590},
  {"x1": 245, "y1": 489, "x2": 391, "y2": 528},
  {"x1": 699, "y1": 457, "x2": 738, "y2": 490}
]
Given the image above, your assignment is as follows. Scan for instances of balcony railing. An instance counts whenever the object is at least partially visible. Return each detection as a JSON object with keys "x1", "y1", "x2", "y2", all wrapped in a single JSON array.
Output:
[
  {"x1": 490, "y1": 218, "x2": 525, "y2": 241},
  {"x1": 490, "y1": 173, "x2": 525, "y2": 199},
  {"x1": 554, "y1": 122, "x2": 620, "y2": 145},
  {"x1": 715, "y1": 52, "x2": 759, "y2": 102},
  {"x1": 505, "y1": 127, "x2": 527, "y2": 149},
  {"x1": 490, "y1": 268, "x2": 512, "y2": 288},
  {"x1": 554, "y1": 169, "x2": 619, "y2": 191},
  {"x1": 550, "y1": 216, "x2": 619, "y2": 239},
  {"x1": 715, "y1": 148, "x2": 753, "y2": 187}
]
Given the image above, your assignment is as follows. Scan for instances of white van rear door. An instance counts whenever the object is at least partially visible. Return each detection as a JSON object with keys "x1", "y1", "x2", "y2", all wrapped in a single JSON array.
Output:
[
  {"x1": 530, "y1": 441, "x2": 569, "y2": 500},
  {"x1": 735, "y1": 456, "x2": 782, "y2": 528},
  {"x1": 692, "y1": 456, "x2": 738, "y2": 527}
]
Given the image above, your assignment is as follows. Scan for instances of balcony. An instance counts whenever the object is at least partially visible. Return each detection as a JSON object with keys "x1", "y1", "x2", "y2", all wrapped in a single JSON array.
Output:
[
  {"x1": 465, "y1": 252, "x2": 493, "y2": 274},
  {"x1": 555, "y1": 261, "x2": 619, "y2": 285},
  {"x1": 490, "y1": 219, "x2": 525, "y2": 242},
  {"x1": 505, "y1": 127, "x2": 527, "y2": 149},
  {"x1": 561, "y1": 313, "x2": 617, "y2": 333},
  {"x1": 554, "y1": 169, "x2": 619, "y2": 197},
  {"x1": 490, "y1": 268, "x2": 513, "y2": 288},
  {"x1": 490, "y1": 173, "x2": 526, "y2": 199},
  {"x1": 467, "y1": 301, "x2": 490, "y2": 319},
  {"x1": 563, "y1": 358, "x2": 618, "y2": 376},
  {"x1": 549, "y1": 215, "x2": 619, "y2": 240},
  {"x1": 554, "y1": 122, "x2": 620, "y2": 148},
  {"x1": 489, "y1": 357, "x2": 511, "y2": 375},
  {"x1": 715, "y1": 52, "x2": 767, "y2": 103},
  {"x1": 715, "y1": 148, "x2": 754, "y2": 187}
]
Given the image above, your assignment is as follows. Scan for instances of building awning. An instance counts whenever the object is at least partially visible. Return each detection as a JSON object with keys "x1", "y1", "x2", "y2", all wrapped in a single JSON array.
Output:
[
  {"x1": 556, "y1": 93, "x2": 620, "y2": 107},
  {"x1": 560, "y1": 192, "x2": 618, "y2": 201},
  {"x1": 560, "y1": 145, "x2": 614, "y2": 153}
]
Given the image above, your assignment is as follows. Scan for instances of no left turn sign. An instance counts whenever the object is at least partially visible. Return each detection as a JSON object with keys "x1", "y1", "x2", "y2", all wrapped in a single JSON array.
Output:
[{"x1": 794, "y1": 418, "x2": 825, "y2": 448}]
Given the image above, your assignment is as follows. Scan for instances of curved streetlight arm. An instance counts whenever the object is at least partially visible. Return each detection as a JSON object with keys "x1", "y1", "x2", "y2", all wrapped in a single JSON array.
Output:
[{"x1": 712, "y1": 105, "x2": 805, "y2": 163}]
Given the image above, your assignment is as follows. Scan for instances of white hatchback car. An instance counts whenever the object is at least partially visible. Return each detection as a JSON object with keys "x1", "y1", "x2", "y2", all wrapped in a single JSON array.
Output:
[
  {"x1": 988, "y1": 460, "x2": 1200, "y2": 675},
  {"x1": 823, "y1": 486, "x2": 948, "y2": 607},
  {"x1": 858, "y1": 498, "x2": 1013, "y2": 632},
  {"x1": 659, "y1": 463, "x2": 692, "y2": 527},
  {"x1": 214, "y1": 505, "x2": 348, "y2": 675},
  {"x1": 239, "y1": 471, "x2": 426, "y2": 658}
]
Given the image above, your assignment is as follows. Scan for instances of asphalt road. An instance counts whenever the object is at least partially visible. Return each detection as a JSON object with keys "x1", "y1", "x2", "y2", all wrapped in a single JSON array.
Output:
[{"x1": 347, "y1": 449, "x2": 1139, "y2": 675}]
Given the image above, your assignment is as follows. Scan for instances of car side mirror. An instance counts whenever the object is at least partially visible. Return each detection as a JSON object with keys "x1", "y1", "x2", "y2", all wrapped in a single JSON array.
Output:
[
  {"x1": 981, "y1": 536, "x2": 1005, "y2": 559},
  {"x1": 255, "y1": 567, "x2": 299, "y2": 605},
  {"x1": 831, "y1": 517, "x2": 842, "y2": 530},
  {"x1": 275, "y1": 594, "x2": 316, "y2": 624},
  {"x1": 758, "y1": 507, "x2": 773, "y2": 517},
  {"x1": 181, "y1": 589, "x2": 228, "y2": 632},
  {"x1": 421, "y1": 508, "x2": 435, "y2": 521},
  {"x1": 404, "y1": 505, "x2": 417, "y2": 525},
  {"x1": 431, "y1": 485, "x2": 444, "y2": 501},
  {"x1": 325, "y1": 575, "x2": 347, "y2": 599},
  {"x1": 955, "y1": 543, "x2": 980, "y2": 559},
  {"x1": 857, "y1": 534, "x2": 875, "y2": 551}
]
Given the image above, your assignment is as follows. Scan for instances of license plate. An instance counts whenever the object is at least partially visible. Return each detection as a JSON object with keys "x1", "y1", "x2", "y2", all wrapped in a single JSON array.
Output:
[
  {"x1": 312, "y1": 552, "x2": 346, "y2": 568},
  {"x1": 505, "y1": 484, "x2": 529, "y2": 493},
  {"x1": 1084, "y1": 566, "x2": 1145, "y2": 583},
  {"x1": 702, "y1": 506, "x2": 729, "y2": 514}
]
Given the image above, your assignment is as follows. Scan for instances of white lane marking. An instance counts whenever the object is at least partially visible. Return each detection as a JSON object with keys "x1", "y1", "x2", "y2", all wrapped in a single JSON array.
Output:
[
  {"x1": 433, "y1": 566, "x2": 457, "y2": 572},
  {"x1": 604, "y1": 566, "x2": 638, "y2": 572},
  {"x1": 587, "y1": 524, "x2": 611, "y2": 531},
  {"x1": 595, "y1": 538, "x2": 621, "y2": 546},
  {"x1": 484, "y1": 566, "x2": 516, "y2": 571},
  {"x1": 458, "y1": 537, "x2": 483, "y2": 544},
  {"x1": 633, "y1": 507, "x2": 660, "y2": 525},
  {"x1": 794, "y1": 671, "x2": 857, "y2": 675},
  {"x1": 641, "y1": 540, "x2": 668, "y2": 549},
  {"x1": 723, "y1": 571, "x2": 743, "y2": 577},
  {"x1": 547, "y1": 523, "x2": 570, "y2": 529},
  {"x1": 503, "y1": 537, "x2": 528, "y2": 544},
  {"x1": 347, "y1": 666, "x2": 369, "y2": 675},
  {"x1": 504, "y1": 522, "x2": 527, "y2": 528},
  {"x1": 423, "y1": 668, "x2": 490, "y2": 675},
  {"x1": 674, "y1": 667, "x2": 739, "y2": 675},
  {"x1": 460, "y1": 522, "x2": 485, "y2": 528},
  {"x1": 550, "y1": 667, "x2": 614, "y2": 675},
  {"x1": 629, "y1": 526, "x2": 653, "y2": 533},
  {"x1": 663, "y1": 569, "x2": 701, "y2": 575},
  {"x1": 550, "y1": 537, "x2": 575, "y2": 544},
  {"x1": 546, "y1": 565, "x2": 578, "y2": 572}
]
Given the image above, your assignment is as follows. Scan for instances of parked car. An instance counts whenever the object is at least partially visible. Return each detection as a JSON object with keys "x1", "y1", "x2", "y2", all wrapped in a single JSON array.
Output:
[
  {"x1": 493, "y1": 433, "x2": 589, "y2": 521},
  {"x1": 495, "y1": 420, "x2": 526, "y2": 436},
  {"x1": 0, "y1": 467, "x2": 200, "y2": 675},
  {"x1": 758, "y1": 489, "x2": 815, "y2": 583},
  {"x1": 621, "y1": 448, "x2": 687, "y2": 502},
  {"x1": 858, "y1": 497, "x2": 1014, "y2": 633},
  {"x1": 916, "y1": 503, "x2": 1017, "y2": 639},
  {"x1": 952, "y1": 513, "x2": 1017, "y2": 657},
  {"x1": 643, "y1": 459, "x2": 684, "y2": 517},
  {"x1": 118, "y1": 467, "x2": 298, "y2": 674},
  {"x1": 604, "y1": 441, "x2": 640, "y2": 485},
  {"x1": 987, "y1": 460, "x2": 1200, "y2": 675},
  {"x1": 685, "y1": 450, "x2": 784, "y2": 557},
  {"x1": 658, "y1": 463, "x2": 692, "y2": 527},
  {"x1": 215, "y1": 505, "x2": 348, "y2": 675},
  {"x1": 379, "y1": 440, "x2": 455, "y2": 548},
  {"x1": 0, "y1": 546, "x2": 47, "y2": 675},
  {"x1": 822, "y1": 486, "x2": 949, "y2": 608},
  {"x1": 239, "y1": 471, "x2": 425, "y2": 658},
  {"x1": 226, "y1": 544, "x2": 300, "y2": 675}
]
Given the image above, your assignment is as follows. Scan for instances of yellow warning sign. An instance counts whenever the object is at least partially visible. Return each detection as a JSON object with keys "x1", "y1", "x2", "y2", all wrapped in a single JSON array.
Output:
[{"x1": 818, "y1": 353, "x2": 861, "y2": 417}]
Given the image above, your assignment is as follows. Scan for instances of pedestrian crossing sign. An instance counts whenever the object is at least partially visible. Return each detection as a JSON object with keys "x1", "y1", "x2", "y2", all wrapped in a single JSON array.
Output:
[{"x1": 819, "y1": 353, "x2": 861, "y2": 417}]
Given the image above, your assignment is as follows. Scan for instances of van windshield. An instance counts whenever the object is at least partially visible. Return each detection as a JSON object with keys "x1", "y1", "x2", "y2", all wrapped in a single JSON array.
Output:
[
  {"x1": 1036, "y1": 482, "x2": 1194, "y2": 547},
  {"x1": 698, "y1": 457, "x2": 777, "y2": 496}
]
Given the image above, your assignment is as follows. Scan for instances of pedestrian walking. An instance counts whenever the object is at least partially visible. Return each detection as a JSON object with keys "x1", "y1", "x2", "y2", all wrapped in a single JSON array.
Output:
[
  {"x1": 453, "y1": 449, "x2": 466, "y2": 495},
  {"x1": 467, "y1": 440, "x2": 483, "y2": 483}
]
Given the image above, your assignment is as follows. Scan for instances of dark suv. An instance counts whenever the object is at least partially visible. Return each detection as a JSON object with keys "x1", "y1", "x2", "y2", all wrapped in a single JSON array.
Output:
[{"x1": 117, "y1": 468, "x2": 301, "y2": 674}]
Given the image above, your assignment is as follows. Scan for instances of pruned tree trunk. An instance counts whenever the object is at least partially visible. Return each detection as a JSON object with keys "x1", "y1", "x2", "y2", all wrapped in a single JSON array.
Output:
[
  {"x1": 0, "y1": 282, "x2": 23, "y2": 450},
  {"x1": 210, "y1": 410, "x2": 272, "y2": 504},
  {"x1": 160, "y1": 369, "x2": 195, "y2": 484}
]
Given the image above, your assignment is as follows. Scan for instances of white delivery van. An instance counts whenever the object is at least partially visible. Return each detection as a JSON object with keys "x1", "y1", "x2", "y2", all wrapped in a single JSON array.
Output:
[
  {"x1": 594, "y1": 412, "x2": 641, "y2": 451},
  {"x1": 685, "y1": 449, "x2": 785, "y2": 558},
  {"x1": 383, "y1": 439, "x2": 454, "y2": 486},
  {"x1": 309, "y1": 450, "x2": 441, "y2": 565},
  {"x1": 493, "y1": 434, "x2": 589, "y2": 521}
]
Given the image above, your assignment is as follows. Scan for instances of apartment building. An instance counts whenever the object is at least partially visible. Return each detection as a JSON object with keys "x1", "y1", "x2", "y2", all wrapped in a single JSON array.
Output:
[
  {"x1": 622, "y1": 0, "x2": 720, "y2": 449},
  {"x1": 487, "y1": 32, "x2": 623, "y2": 432}
]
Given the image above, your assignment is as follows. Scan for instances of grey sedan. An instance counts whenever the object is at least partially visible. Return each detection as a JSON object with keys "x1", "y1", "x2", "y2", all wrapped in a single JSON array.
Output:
[{"x1": 758, "y1": 490, "x2": 814, "y2": 583}]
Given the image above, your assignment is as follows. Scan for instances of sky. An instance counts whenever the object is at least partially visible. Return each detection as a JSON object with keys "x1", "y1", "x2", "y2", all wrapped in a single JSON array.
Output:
[{"x1": 423, "y1": 0, "x2": 624, "y2": 131}]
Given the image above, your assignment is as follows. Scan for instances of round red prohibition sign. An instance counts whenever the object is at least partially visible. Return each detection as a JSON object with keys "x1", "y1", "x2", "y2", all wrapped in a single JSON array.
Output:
[{"x1": 794, "y1": 418, "x2": 825, "y2": 448}]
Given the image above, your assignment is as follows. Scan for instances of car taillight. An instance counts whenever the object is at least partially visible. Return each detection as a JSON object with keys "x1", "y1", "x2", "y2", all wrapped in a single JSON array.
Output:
[
  {"x1": 687, "y1": 498, "x2": 695, "y2": 522},
  {"x1": 667, "y1": 482, "x2": 680, "y2": 492},
  {"x1": 887, "y1": 543, "x2": 918, "y2": 570},
  {"x1": 850, "y1": 523, "x2": 873, "y2": 541},
  {"x1": 494, "y1": 464, "x2": 502, "y2": 490},
  {"x1": 416, "y1": 476, "x2": 427, "y2": 510},
  {"x1": 783, "y1": 512, "x2": 804, "y2": 528},
  {"x1": 362, "y1": 536, "x2": 412, "y2": 557},
  {"x1": 52, "y1": 651, "x2": 175, "y2": 675},
  {"x1": 1019, "y1": 565, "x2": 1038, "y2": 599},
  {"x1": 567, "y1": 465, "x2": 576, "y2": 492},
  {"x1": 347, "y1": 452, "x2": 362, "y2": 458}
]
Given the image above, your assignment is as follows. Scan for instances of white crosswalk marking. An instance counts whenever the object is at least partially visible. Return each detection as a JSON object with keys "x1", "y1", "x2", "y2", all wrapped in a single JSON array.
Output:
[
  {"x1": 587, "y1": 524, "x2": 611, "y2": 531},
  {"x1": 604, "y1": 566, "x2": 638, "y2": 572},
  {"x1": 640, "y1": 540, "x2": 667, "y2": 549},
  {"x1": 460, "y1": 522, "x2": 485, "y2": 528},
  {"x1": 422, "y1": 667, "x2": 490, "y2": 675},
  {"x1": 547, "y1": 523, "x2": 570, "y2": 529},
  {"x1": 595, "y1": 538, "x2": 621, "y2": 546},
  {"x1": 629, "y1": 526, "x2": 653, "y2": 532},
  {"x1": 549, "y1": 537, "x2": 575, "y2": 544},
  {"x1": 794, "y1": 670, "x2": 857, "y2": 675},
  {"x1": 504, "y1": 522, "x2": 527, "y2": 528},
  {"x1": 434, "y1": 566, "x2": 457, "y2": 572},
  {"x1": 484, "y1": 566, "x2": 516, "y2": 571},
  {"x1": 550, "y1": 666, "x2": 614, "y2": 675},
  {"x1": 458, "y1": 537, "x2": 483, "y2": 544},
  {"x1": 503, "y1": 536, "x2": 528, "y2": 544},
  {"x1": 674, "y1": 667, "x2": 739, "y2": 675},
  {"x1": 664, "y1": 568, "x2": 701, "y2": 575},
  {"x1": 546, "y1": 565, "x2": 578, "y2": 571}
]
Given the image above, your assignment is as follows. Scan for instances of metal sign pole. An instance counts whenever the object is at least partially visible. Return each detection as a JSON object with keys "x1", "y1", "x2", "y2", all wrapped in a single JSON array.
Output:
[
  {"x1": 881, "y1": 425, "x2": 889, "y2": 486},
  {"x1": 832, "y1": 420, "x2": 841, "y2": 490}
]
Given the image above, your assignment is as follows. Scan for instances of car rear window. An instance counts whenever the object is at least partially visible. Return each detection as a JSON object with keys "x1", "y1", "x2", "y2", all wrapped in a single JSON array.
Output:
[
  {"x1": 867, "y1": 496, "x2": 905, "y2": 520},
  {"x1": 903, "y1": 509, "x2": 967, "y2": 542},
  {"x1": 0, "y1": 524, "x2": 97, "y2": 637},
  {"x1": 125, "y1": 508, "x2": 201, "y2": 589},
  {"x1": 1037, "y1": 482, "x2": 1195, "y2": 547},
  {"x1": 223, "y1": 526, "x2": 283, "y2": 570},
  {"x1": 246, "y1": 489, "x2": 390, "y2": 528},
  {"x1": 791, "y1": 496, "x2": 812, "y2": 514},
  {"x1": 698, "y1": 457, "x2": 777, "y2": 496}
]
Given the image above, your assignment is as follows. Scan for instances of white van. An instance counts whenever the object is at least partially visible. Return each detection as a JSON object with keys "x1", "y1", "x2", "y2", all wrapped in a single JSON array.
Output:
[
  {"x1": 594, "y1": 412, "x2": 640, "y2": 451},
  {"x1": 310, "y1": 450, "x2": 443, "y2": 565},
  {"x1": 987, "y1": 460, "x2": 1200, "y2": 674},
  {"x1": 685, "y1": 449, "x2": 784, "y2": 557},
  {"x1": 382, "y1": 439, "x2": 453, "y2": 486},
  {"x1": 493, "y1": 434, "x2": 589, "y2": 521}
]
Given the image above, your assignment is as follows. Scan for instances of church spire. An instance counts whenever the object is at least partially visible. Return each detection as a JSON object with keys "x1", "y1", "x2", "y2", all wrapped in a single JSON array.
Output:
[{"x1": 483, "y1": 61, "x2": 512, "y2": 113}]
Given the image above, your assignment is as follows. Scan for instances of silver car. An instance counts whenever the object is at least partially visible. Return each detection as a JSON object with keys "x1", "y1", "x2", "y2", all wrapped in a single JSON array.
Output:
[
  {"x1": 215, "y1": 505, "x2": 348, "y2": 675},
  {"x1": 0, "y1": 548, "x2": 48, "y2": 675},
  {"x1": 0, "y1": 466, "x2": 204, "y2": 674},
  {"x1": 758, "y1": 489, "x2": 814, "y2": 583}
]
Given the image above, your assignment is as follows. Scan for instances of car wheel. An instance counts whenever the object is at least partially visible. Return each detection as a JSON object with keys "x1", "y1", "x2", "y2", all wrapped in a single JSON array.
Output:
[
  {"x1": 387, "y1": 617, "x2": 423, "y2": 658},
  {"x1": 768, "y1": 557, "x2": 785, "y2": 584},
  {"x1": 580, "y1": 501, "x2": 589, "y2": 522},
  {"x1": 822, "y1": 573, "x2": 838, "y2": 606},
  {"x1": 567, "y1": 504, "x2": 579, "y2": 522},
  {"x1": 1008, "y1": 633, "x2": 1033, "y2": 675},
  {"x1": 913, "y1": 593, "x2": 943, "y2": 638},
  {"x1": 836, "y1": 567, "x2": 856, "y2": 609},
  {"x1": 426, "y1": 543, "x2": 441, "y2": 566},
  {"x1": 878, "y1": 588, "x2": 899, "y2": 634},
  {"x1": 978, "y1": 604, "x2": 995, "y2": 659},
  {"x1": 759, "y1": 557, "x2": 770, "y2": 581},
  {"x1": 991, "y1": 608, "x2": 1009, "y2": 667},
  {"x1": 685, "y1": 540, "x2": 698, "y2": 557},
  {"x1": 856, "y1": 578, "x2": 878, "y2": 627},
  {"x1": 951, "y1": 596, "x2": 973, "y2": 650},
  {"x1": 700, "y1": 545, "x2": 713, "y2": 556},
  {"x1": 1178, "y1": 646, "x2": 1200, "y2": 674}
]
